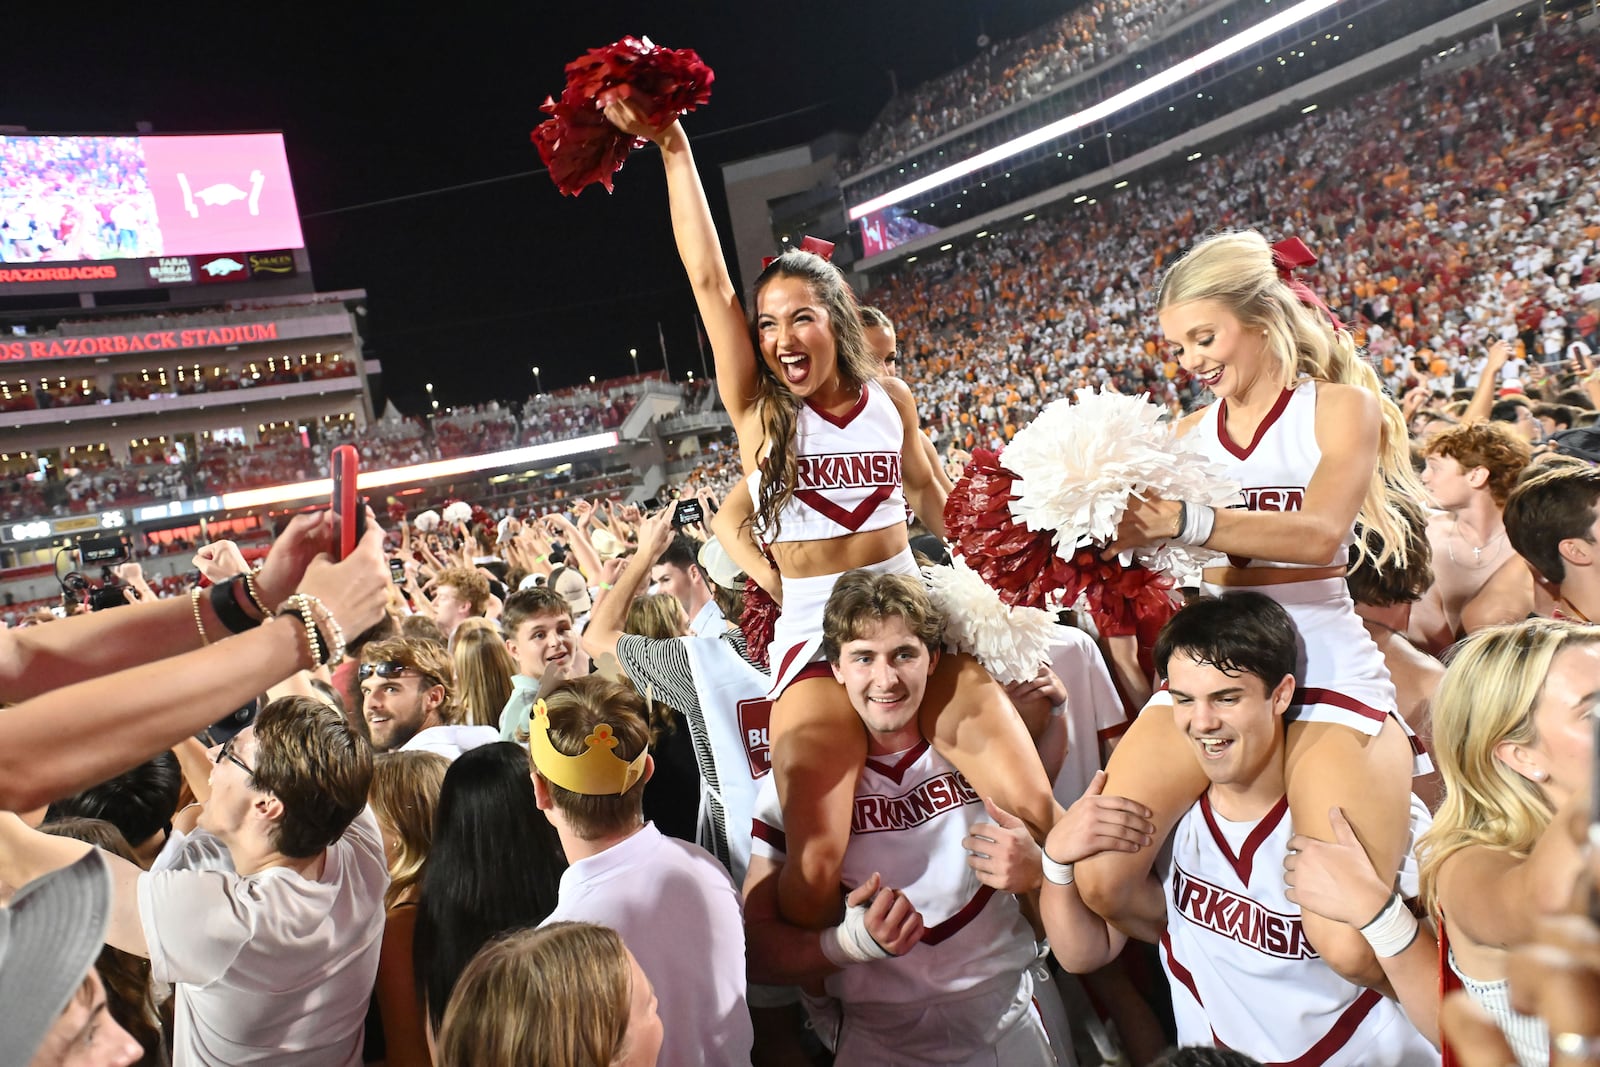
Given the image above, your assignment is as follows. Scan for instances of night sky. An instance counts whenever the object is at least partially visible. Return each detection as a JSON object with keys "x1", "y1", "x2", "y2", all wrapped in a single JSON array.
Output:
[{"x1": 6, "y1": 3, "x2": 1083, "y2": 413}]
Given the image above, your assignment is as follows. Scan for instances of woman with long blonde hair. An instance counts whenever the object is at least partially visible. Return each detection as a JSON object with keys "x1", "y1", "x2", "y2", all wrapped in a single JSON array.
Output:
[
  {"x1": 1418, "y1": 619, "x2": 1596, "y2": 1066},
  {"x1": 1076, "y1": 230, "x2": 1432, "y2": 984},
  {"x1": 451, "y1": 618, "x2": 516, "y2": 729},
  {"x1": 603, "y1": 98, "x2": 1060, "y2": 928},
  {"x1": 368, "y1": 749, "x2": 450, "y2": 1067}
]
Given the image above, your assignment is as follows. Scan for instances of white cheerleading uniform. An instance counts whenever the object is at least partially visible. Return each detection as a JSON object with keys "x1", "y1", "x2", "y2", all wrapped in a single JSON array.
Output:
[
  {"x1": 1171, "y1": 380, "x2": 1430, "y2": 774},
  {"x1": 753, "y1": 379, "x2": 910, "y2": 544},
  {"x1": 1158, "y1": 792, "x2": 1438, "y2": 1067},
  {"x1": 750, "y1": 741, "x2": 1052, "y2": 1066},
  {"x1": 752, "y1": 378, "x2": 918, "y2": 694}
]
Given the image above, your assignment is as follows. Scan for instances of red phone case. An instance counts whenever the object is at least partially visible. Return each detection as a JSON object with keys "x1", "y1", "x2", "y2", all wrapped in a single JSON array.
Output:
[{"x1": 332, "y1": 445, "x2": 360, "y2": 561}]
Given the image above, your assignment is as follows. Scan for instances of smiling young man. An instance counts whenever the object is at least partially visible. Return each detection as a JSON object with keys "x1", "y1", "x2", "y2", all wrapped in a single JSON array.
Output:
[
  {"x1": 497, "y1": 587, "x2": 586, "y2": 743},
  {"x1": 1137, "y1": 595, "x2": 1437, "y2": 1065},
  {"x1": 358, "y1": 636, "x2": 497, "y2": 759},
  {"x1": 744, "y1": 570, "x2": 1052, "y2": 1066},
  {"x1": 0, "y1": 696, "x2": 386, "y2": 1066}
]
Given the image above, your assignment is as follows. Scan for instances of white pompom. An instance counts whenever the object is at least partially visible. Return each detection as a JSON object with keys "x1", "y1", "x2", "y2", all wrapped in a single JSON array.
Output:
[
  {"x1": 1001, "y1": 388, "x2": 1239, "y2": 581},
  {"x1": 413, "y1": 510, "x2": 441, "y2": 532},
  {"x1": 923, "y1": 559, "x2": 1059, "y2": 686},
  {"x1": 442, "y1": 501, "x2": 473, "y2": 525}
]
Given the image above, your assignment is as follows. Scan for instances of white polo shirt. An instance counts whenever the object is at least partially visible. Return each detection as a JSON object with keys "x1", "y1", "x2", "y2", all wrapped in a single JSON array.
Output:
[{"x1": 543, "y1": 822, "x2": 752, "y2": 1067}]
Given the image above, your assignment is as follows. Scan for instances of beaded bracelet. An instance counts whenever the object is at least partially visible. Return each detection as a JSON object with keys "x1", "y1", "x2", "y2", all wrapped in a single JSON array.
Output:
[
  {"x1": 210, "y1": 575, "x2": 262, "y2": 635},
  {"x1": 276, "y1": 594, "x2": 328, "y2": 667},
  {"x1": 189, "y1": 588, "x2": 211, "y2": 646},
  {"x1": 241, "y1": 569, "x2": 269, "y2": 617},
  {"x1": 302, "y1": 594, "x2": 347, "y2": 665}
]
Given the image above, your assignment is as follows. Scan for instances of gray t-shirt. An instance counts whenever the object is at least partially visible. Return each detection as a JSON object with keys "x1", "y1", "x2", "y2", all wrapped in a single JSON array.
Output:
[{"x1": 137, "y1": 808, "x2": 388, "y2": 1066}]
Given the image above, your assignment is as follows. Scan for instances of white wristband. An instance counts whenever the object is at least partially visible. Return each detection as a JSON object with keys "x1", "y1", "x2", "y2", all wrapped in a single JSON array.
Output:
[
  {"x1": 1041, "y1": 852, "x2": 1075, "y2": 886},
  {"x1": 820, "y1": 900, "x2": 892, "y2": 967},
  {"x1": 1358, "y1": 892, "x2": 1418, "y2": 958},
  {"x1": 1178, "y1": 502, "x2": 1216, "y2": 546}
]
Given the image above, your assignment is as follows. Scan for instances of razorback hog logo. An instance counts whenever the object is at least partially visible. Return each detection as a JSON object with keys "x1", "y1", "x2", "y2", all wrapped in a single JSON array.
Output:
[
  {"x1": 1242, "y1": 486, "x2": 1306, "y2": 512},
  {"x1": 796, "y1": 452, "x2": 901, "y2": 490},
  {"x1": 1171, "y1": 865, "x2": 1316, "y2": 960},
  {"x1": 736, "y1": 698, "x2": 773, "y2": 779},
  {"x1": 853, "y1": 771, "x2": 978, "y2": 835}
]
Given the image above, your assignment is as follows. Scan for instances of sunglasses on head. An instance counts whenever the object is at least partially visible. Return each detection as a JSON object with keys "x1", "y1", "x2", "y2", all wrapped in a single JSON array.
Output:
[{"x1": 359, "y1": 661, "x2": 416, "y2": 681}]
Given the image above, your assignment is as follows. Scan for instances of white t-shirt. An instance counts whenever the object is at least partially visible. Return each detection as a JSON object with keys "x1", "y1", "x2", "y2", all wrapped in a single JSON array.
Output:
[
  {"x1": 399, "y1": 723, "x2": 499, "y2": 760},
  {"x1": 137, "y1": 808, "x2": 389, "y2": 1066},
  {"x1": 543, "y1": 822, "x2": 752, "y2": 1067},
  {"x1": 1045, "y1": 626, "x2": 1127, "y2": 806}
]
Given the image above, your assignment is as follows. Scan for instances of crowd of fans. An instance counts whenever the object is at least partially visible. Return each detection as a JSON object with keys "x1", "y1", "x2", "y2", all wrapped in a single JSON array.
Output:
[
  {"x1": 873, "y1": 29, "x2": 1600, "y2": 456},
  {"x1": 0, "y1": 382, "x2": 649, "y2": 524},
  {"x1": 7, "y1": 18, "x2": 1600, "y2": 1067},
  {"x1": 842, "y1": 0, "x2": 1211, "y2": 175}
]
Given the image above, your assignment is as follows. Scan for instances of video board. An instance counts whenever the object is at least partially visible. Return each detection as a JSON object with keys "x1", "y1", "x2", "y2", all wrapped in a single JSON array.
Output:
[{"x1": 0, "y1": 133, "x2": 305, "y2": 295}]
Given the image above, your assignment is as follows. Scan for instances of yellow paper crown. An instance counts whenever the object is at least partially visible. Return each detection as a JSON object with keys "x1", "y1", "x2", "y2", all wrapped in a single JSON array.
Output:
[{"x1": 528, "y1": 699, "x2": 648, "y2": 796}]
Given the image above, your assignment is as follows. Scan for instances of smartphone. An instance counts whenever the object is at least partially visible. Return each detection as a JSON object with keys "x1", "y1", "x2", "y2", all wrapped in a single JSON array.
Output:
[
  {"x1": 642, "y1": 497, "x2": 663, "y2": 511},
  {"x1": 672, "y1": 498, "x2": 705, "y2": 529},
  {"x1": 331, "y1": 445, "x2": 365, "y2": 561},
  {"x1": 389, "y1": 558, "x2": 406, "y2": 584}
]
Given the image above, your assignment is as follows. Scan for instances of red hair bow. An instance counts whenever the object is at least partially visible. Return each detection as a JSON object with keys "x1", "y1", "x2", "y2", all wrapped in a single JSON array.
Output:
[
  {"x1": 763, "y1": 236, "x2": 835, "y2": 270},
  {"x1": 1270, "y1": 237, "x2": 1343, "y2": 331}
]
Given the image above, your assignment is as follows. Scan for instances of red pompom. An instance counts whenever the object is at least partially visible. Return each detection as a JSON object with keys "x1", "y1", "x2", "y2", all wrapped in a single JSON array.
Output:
[
  {"x1": 740, "y1": 579, "x2": 781, "y2": 670},
  {"x1": 564, "y1": 36, "x2": 714, "y2": 125},
  {"x1": 532, "y1": 36, "x2": 715, "y2": 197},
  {"x1": 945, "y1": 449, "x2": 1181, "y2": 632},
  {"x1": 386, "y1": 501, "x2": 408, "y2": 523},
  {"x1": 944, "y1": 450, "x2": 1078, "y2": 609},
  {"x1": 1064, "y1": 547, "x2": 1180, "y2": 638},
  {"x1": 532, "y1": 94, "x2": 639, "y2": 197}
]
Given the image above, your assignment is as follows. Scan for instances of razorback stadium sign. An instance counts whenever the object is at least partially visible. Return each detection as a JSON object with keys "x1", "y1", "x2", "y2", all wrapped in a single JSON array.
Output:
[{"x1": 0, "y1": 323, "x2": 283, "y2": 362}]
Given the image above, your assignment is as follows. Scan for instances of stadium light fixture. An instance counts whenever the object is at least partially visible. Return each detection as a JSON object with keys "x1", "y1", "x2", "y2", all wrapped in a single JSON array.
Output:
[
  {"x1": 847, "y1": 0, "x2": 1342, "y2": 221},
  {"x1": 220, "y1": 431, "x2": 622, "y2": 511}
]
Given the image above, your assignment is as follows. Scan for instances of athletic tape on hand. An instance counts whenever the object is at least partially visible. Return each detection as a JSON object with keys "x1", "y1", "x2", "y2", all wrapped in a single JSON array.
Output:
[{"x1": 820, "y1": 898, "x2": 893, "y2": 967}]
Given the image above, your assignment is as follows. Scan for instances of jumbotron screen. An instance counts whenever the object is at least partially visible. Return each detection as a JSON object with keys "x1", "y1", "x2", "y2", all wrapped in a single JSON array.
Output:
[{"x1": 0, "y1": 133, "x2": 305, "y2": 294}]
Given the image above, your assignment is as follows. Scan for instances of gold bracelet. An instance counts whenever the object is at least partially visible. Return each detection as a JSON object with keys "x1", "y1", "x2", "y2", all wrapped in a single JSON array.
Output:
[
  {"x1": 277, "y1": 594, "x2": 325, "y2": 667},
  {"x1": 190, "y1": 588, "x2": 211, "y2": 646},
  {"x1": 302, "y1": 594, "x2": 347, "y2": 664},
  {"x1": 241, "y1": 569, "x2": 269, "y2": 617}
]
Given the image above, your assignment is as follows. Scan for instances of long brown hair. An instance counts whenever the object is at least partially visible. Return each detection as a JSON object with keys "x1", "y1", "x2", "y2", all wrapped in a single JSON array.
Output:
[
  {"x1": 747, "y1": 251, "x2": 881, "y2": 540},
  {"x1": 369, "y1": 750, "x2": 450, "y2": 910},
  {"x1": 451, "y1": 618, "x2": 517, "y2": 728}
]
